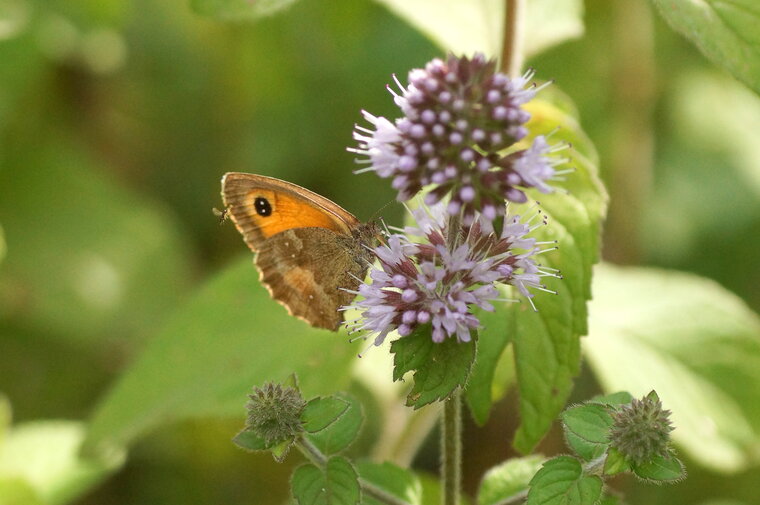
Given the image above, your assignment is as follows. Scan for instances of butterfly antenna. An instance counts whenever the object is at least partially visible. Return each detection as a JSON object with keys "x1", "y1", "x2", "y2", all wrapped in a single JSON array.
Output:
[{"x1": 368, "y1": 199, "x2": 396, "y2": 223}]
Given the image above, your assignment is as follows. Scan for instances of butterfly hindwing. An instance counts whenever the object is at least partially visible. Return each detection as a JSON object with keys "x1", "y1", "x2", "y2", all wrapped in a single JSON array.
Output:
[{"x1": 255, "y1": 227, "x2": 370, "y2": 330}]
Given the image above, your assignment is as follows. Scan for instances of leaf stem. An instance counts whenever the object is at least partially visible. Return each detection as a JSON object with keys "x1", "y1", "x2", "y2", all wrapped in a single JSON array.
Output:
[
  {"x1": 441, "y1": 390, "x2": 462, "y2": 505},
  {"x1": 295, "y1": 438, "x2": 413, "y2": 505},
  {"x1": 500, "y1": 0, "x2": 525, "y2": 76},
  {"x1": 296, "y1": 438, "x2": 327, "y2": 466}
]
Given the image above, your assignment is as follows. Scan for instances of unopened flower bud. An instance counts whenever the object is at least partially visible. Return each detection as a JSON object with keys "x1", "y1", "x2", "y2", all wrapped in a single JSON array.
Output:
[
  {"x1": 608, "y1": 390, "x2": 674, "y2": 465},
  {"x1": 245, "y1": 382, "x2": 306, "y2": 444}
]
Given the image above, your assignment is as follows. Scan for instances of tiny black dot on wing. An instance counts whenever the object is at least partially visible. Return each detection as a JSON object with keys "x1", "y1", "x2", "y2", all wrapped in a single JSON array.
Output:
[{"x1": 254, "y1": 196, "x2": 272, "y2": 217}]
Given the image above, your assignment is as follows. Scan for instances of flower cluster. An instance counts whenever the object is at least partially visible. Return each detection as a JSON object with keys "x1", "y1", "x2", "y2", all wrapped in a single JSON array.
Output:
[
  {"x1": 609, "y1": 391, "x2": 675, "y2": 465},
  {"x1": 245, "y1": 382, "x2": 306, "y2": 445},
  {"x1": 344, "y1": 203, "x2": 559, "y2": 346},
  {"x1": 350, "y1": 53, "x2": 566, "y2": 226}
]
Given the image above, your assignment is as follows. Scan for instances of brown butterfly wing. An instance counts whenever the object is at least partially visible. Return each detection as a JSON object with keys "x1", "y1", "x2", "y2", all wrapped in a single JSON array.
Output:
[
  {"x1": 255, "y1": 227, "x2": 373, "y2": 330},
  {"x1": 221, "y1": 172, "x2": 358, "y2": 251},
  {"x1": 221, "y1": 172, "x2": 377, "y2": 330}
]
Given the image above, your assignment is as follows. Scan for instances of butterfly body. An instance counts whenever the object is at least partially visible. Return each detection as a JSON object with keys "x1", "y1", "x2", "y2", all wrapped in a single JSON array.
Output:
[{"x1": 221, "y1": 173, "x2": 377, "y2": 330}]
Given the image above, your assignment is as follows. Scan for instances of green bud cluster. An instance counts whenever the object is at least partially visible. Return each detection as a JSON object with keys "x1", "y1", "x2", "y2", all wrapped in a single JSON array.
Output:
[
  {"x1": 608, "y1": 391, "x2": 674, "y2": 465},
  {"x1": 245, "y1": 382, "x2": 306, "y2": 444}
]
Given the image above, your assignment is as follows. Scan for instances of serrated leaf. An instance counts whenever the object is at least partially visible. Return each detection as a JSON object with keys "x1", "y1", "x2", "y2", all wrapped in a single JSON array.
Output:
[
  {"x1": 292, "y1": 464, "x2": 326, "y2": 505},
  {"x1": 231, "y1": 430, "x2": 271, "y2": 452},
  {"x1": 271, "y1": 439, "x2": 295, "y2": 463},
  {"x1": 631, "y1": 452, "x2": 686, "y2": 483},
  {"x1": 0, "y1": 421, "x2": 125, "y2": 505},
  {"x1": 603, "y1": 447, "x2": 631, "y2": 476},
  {"x1": 564, "y1": 431, "x2": 605, "y2": 463},
  {"x1": 527, "y1": 456, "x2": 603, "y2": 505},
  {"x1": 651, "y1": 0, "x2": 760, "y2": 95},
  {"x1": 306, "y1": 394, "x2": 362, "y2": 456},
  {"x1": 509, "y1": 97, "x2": 606, "y2": 453},
  {"x1": 373, "y1": 0, "x2": 582, "y2": 59},
  {"x1": 478, "y1": 455, "x2": 544, "y2": 505},
  {"x1": 391, "y1": 326, "x2": 476, "y2": 409},
  {"x1": 584, "y1": 264, "x2": 760, "y2": 472},
  {"x1": 562, "y1": 404, "x2": 613, "y2": 444},
  {"x1": 291, "y1": 457, "x2": 360, "y2": 505},
  {"x1": 356, "y1": 461, "x2": 422, "y2": 505},
  {"x1": 191, "y1": 0, "x2": 298, "y2": 21},
  {"x1": 465, "y1": 305, "x2": 513, "y2": 425},
  {"x1": 302, "y1": 397, "x2": 350, "y2": 434},
  {"x1": 84, "y1": 258, "x2": 358, "y2": 455},
  {"x1": 325, "y1": 457, "x2": 360, "y2": 505}
]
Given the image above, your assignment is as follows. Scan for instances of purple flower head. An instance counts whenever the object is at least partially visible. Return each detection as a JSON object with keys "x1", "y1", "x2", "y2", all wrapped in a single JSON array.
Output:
[
  {"x1": 344, "y1": 203, "x2": 560, "y2": 346},
  {"x1": 350, "y1": 54, "x2": 566, "y2": 225}
]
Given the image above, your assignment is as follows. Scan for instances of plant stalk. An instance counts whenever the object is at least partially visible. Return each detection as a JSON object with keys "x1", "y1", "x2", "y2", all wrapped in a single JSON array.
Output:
[
  {"x1": 501, "y1": 0, "x2": 525, "y2": 76},
  {"x1": 441, "y1": 390, "x2": 462, "y2": 505}
]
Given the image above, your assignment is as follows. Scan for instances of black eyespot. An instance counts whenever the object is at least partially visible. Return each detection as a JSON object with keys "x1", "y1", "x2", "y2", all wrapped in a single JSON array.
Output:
[{"x1": 254, "y1": 196, "x2": 272, "y2": 217}]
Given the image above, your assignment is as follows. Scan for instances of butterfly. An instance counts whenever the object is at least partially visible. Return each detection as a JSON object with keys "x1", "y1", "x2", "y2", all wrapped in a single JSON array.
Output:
[{"x1": 221, "y1": 173, "x2": 378, "y2": 330}]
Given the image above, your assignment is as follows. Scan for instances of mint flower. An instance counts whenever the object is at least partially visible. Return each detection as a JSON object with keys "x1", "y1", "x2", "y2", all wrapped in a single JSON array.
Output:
[
  {"x1": 350, "y1": 53, "x2": 565, "y2": 226},
  {"x1": 343, "y1": 203, "x2": 559, "y2": 346}
]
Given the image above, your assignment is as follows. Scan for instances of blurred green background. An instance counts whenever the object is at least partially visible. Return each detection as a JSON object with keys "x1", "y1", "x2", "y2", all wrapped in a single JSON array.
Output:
[{"x1": 1, "y1": 0, "x2": 759, "y2": 504}]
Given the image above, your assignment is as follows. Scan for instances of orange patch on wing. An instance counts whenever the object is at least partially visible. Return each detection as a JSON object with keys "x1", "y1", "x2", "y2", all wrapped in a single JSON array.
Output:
[
  {"x1": 244, "y1": 189, "x2": 349, "y2": 239},
  {"x1": 283, "y1": 267, "x2": 317, "y2": 293}
]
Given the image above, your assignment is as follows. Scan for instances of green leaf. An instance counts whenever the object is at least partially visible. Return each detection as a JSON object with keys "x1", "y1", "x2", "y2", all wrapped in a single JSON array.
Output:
[
  {"x1": 0, "y1": 421, "x2": 125, "y2": 505},
  {"x1": 584, "y1": 264, "x2": 760, "y2": 472},
  {"x1": 373, "y1": 0, "x2": 582, "y2": 59},
  {"x1": 391, "y1": 326, "x2": 476, "y2": 409},
  {"x1": 292, "y1": 464, "x2": 326, "y2": 505},
  {"x1": 561, "y1": 403, "x2": 613, "y2": 461},
  {"x1": 291, "y1": 457, "x2": 360, "y2": 505},
  {"x1": 272, "y1": 439, "x2": 295, "y2": 463},
  {"x1": 231, "y1": 430, "x2": 272, "y2": 452},
  {"x1": 651, "y1": 0, "x2": 760, "y2": 95},
  {"x1": 527, "y1": 456, "x2": 603, "y2": 505},
  {"x1": 465, "y1": 305, "x2": 513, "y2": 425},
  {"x1": 302, "y1": 396, "x2": 351, "y2": 434},
  {"x1": 478, "y1": 455, "x2": 544, "y2": 505},
  {"x1": 191, "y1": 0, "x2": 299, "y2": 21},
  {"x1": 603, "y1": 448, "x2": 631, "y2": 476},
  {"x1": 631, "y1": 452, "x2": 686, "y2": 483},
  {"x1": 325, "y1": 457, "x2": 361, "y2": 505},
  {"x1": 84, "y1": 258, "x2": 358, "y2": 455},
  {"x1": 561, "y1": 404, "x2": 614, "y2": 461},
  {"x1": 306, "y1": 394, "x2": 362, "y2": 456},
  {"x1": 356, "y1": 461, "x2": 422, "y2": 505},
  {"x1": 0, "y1": 138, "x2": 194, "y2": 346},
  {"x1": 562, "y1": 404, "x2": 613, "y2": 444},
  {"x1": 509, "y1": 97, "x2": 607, "y2": 453}
]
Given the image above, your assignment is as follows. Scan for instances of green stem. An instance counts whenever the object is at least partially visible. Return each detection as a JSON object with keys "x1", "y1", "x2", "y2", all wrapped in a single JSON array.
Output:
[
  {"x1": 441, "y1": 390, "x2": 462, "y2": 505},
  {"x1": 500, "y1": 0, "x2": 525, "y2": 76},
  {"x1": 295, "y1": 438, "x2": 412, "y2": 505},
  {"x1": 296, "y1": 437, "x2": 327, "y2": 466}
]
